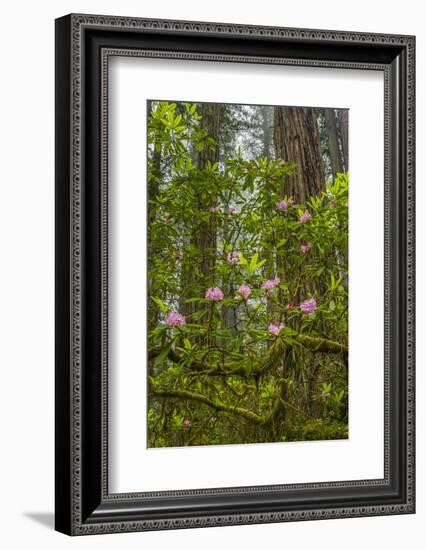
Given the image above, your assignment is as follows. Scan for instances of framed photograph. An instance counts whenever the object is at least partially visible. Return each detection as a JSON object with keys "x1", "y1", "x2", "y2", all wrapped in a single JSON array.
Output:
[{"x1": 55, "y1": 14, "x2": 415, "y2": 535}]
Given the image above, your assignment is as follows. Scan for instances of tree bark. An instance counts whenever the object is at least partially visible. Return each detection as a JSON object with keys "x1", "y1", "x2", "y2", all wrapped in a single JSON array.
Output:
[
  {"x1": 273, "y1": 106, "x2": 324, "y2": 203},
  {"x1": 324, "y1": 108, "x2": 342, "y2": 181},
  {"x1": 336, "y1": 109, "x2": 349, "y2": 173},
  {"x1": 147, "y1": 100, "x2": 162, "y2": 328},
  {"x1": 147, "y1": 100, "x2": 160, "y2": 222},
  {"x1": 197, "y1": 103, "x2": 221, "y2": 280},
  {"x1": 273, "y1": 106, "x2": 325, "y2": 309},
  {"x1": 261, "y1": 105, "x2": 274, "y2": 158},
  {"x1": 181, "y1": 103, "x2": 221, "y2": 320}
]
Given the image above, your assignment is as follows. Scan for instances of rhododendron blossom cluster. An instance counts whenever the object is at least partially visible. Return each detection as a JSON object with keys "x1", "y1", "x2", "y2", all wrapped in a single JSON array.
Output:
[
  {"x1": 261, "y1": 277, "x2": 280, "y2": 291},
  {"x1": 299, "y1": 211, "x2": 312, "y2": 223},
  {"x1": 238, "y1": 284, "x2": 251, "y2": 300},
  {"x1": 268, "y1": 322, "x2": 285, "y2": 337},
  {"x1": 300, "y1": 298, "x2": 317, "y2": 313},
  {"x1": 165, "y1": 312, "x2": 186, "y2": 327},
  {"x1": 205, "y1": 287, "x2": 224, "y2": 301},
  {"x1": 275, "y1": 200, "x2": 288, "y2": 211}
]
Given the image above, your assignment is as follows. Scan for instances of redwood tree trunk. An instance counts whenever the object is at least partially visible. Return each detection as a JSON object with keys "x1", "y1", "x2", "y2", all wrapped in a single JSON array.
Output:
[
  {"x1": 273, "y1": 106, "x2": 324, "y2": 202},
  {"x1": 273, "y1": 106, "x2": 325, "y2": 313}
]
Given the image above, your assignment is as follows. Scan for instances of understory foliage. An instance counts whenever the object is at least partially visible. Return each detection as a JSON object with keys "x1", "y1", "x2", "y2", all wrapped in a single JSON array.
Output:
[{"x1": 147, "y1": 101, "x2": 348, "y2": 447}]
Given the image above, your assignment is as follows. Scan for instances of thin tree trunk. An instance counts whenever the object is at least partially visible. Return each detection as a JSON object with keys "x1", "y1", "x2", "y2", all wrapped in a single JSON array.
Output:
[
  {"x1": 324, "y1": 108, "x2": 342, "y2": 181},
  {"x1": 261, "y1": 105, "x2": 273, "y2": 158},
  {"x1": 181, "y1": 104, "x2": 221, "y2": 321},
  {"x1": 336, "y1": 109, "x2": 349, "y2": 173},
  {"x1": 147, "y1": 100, "x2": 161, "y2": 223},
  {"x1": 147, "y1": 100, "x2": 162, "y2": 328},
  {"x1": 197, "y1": 103, "x2": 221, "y2": 280}
]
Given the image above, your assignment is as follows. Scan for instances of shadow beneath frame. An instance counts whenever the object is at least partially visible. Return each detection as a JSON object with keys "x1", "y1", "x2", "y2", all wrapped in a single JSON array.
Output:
[{"x1": 23, "y1": 512, "x2": 54, "y2": 530}]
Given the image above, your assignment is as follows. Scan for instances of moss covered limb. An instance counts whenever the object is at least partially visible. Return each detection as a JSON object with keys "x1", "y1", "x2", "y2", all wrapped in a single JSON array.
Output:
[
  {"x1": 150, "y1": 387, "x2": 264, "y2": 423},
  {"x1": 294, "y1": 334, "x2": 348, "y2": 354},
  {"x1": 148, "y1": 333, "x2": 347, "y2": 377},
  {"x1": 150, "y1": 381, "x2": 286, "y2": 425},
  {"x1": 148, "y1": 346, "x2": 248, "y2": 375}
]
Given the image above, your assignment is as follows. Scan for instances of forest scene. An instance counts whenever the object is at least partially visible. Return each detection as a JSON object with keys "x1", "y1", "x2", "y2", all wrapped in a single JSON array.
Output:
[{"x1": 147, "y1": 100, "x2": 349, "y2": 448}]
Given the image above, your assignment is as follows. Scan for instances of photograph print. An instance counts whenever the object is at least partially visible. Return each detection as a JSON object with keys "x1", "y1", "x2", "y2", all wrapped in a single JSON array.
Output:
[{"x1": 147, "y1": 100, "x2": 349, "y2": 448}]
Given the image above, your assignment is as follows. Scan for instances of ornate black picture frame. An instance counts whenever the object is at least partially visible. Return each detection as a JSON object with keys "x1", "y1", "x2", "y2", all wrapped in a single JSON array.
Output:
[{"x1": 55, "y1": 13, "x2": 415, "y2": 535}]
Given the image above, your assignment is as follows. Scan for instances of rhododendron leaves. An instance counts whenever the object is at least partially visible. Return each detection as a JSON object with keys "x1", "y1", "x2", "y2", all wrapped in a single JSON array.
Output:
[{"x1": 152, "y1": 296, "x2": 168, "y2": 314}]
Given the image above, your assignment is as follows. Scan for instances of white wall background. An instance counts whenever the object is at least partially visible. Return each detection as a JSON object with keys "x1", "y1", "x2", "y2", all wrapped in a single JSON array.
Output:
[{"x1": 0, "y1": 0, "x2": 422, "y2": 548}]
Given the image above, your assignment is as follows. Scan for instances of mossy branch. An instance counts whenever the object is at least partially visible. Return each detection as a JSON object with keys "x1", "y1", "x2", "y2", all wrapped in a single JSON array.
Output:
[
  {"x1": 149, "y1": 380, "x2": 286, "y2": 425},
  {"x1": 148, "y1": 333, "x2": 347, "y2": 376},
  {"x1": 295, "y1": 334, "x2": 347, "y2": 354}
]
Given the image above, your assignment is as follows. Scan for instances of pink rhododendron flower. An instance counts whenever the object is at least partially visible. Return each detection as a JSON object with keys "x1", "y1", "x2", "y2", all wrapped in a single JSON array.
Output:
[
  {"x1": 205, "y1": 287, "x2": 224, "y2": 302},
  {"x1": 300, "y1": 242, "x2": 313, "y2": 254},
  {"x1": 300, "y1": 298, "x2": 317, "y2": 314},
  {"x1": 182, "y1": 419, "x2": 190, "y2": 428},
  {"x1": 268, "y1": 322, "x2": 285, "y2": 337},
  {"x1": 261, "y1": 277, "x2": 280, "y2": 291},
  {"x1": 227, "y1": 251, "x2": 242, "y2": 265},
  {"x1": 275, "y1": 200, "x2": 288, "y2": 211},
  {"x1": 238, "y1": 284, "x2": 251, "y2": 300},
  {"x1": 299, "y1": 211, "x2": 312, "y2": 224},
  {"x1": 209, "y1": 205, "x2": 219, "y2": 213},
  {"x1": 165, "y1": 312, "x2": 186, "y2": 327}
]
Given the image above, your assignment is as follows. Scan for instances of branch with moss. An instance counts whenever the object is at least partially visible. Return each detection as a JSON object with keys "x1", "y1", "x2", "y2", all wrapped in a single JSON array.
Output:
[
  {"x1": 294, "y1": 334, "x2": 347, "y2": 355},
  {"x1": 148, "y1": 333, "x2": 347, "y2": 376},
  {"x1": 149, "y1": 379, "x2": 286, "y2": 425}
]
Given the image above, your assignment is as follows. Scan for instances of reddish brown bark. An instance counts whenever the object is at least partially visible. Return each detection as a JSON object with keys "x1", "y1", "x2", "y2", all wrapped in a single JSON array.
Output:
[{"x1": 274, "y1": 106, "x2": 324, "y2": 202}]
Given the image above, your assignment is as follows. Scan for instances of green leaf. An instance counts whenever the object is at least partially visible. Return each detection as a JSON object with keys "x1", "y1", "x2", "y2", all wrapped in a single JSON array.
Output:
[
  {"x1": 249, "y1": 252, "x2": 259, "y2": 274},
  {"x1": 191, "y1": 309, "x2": 209, "y2": 321},
  {"x1": 152, "y1": 296, "x2": 168, "y2": 314},
  {"x1": 239, "y1": 255, "x2": 248, "y2": 266},
  {"x1": 155, "y1": 345, "x2": 171, "y2": 364}
]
